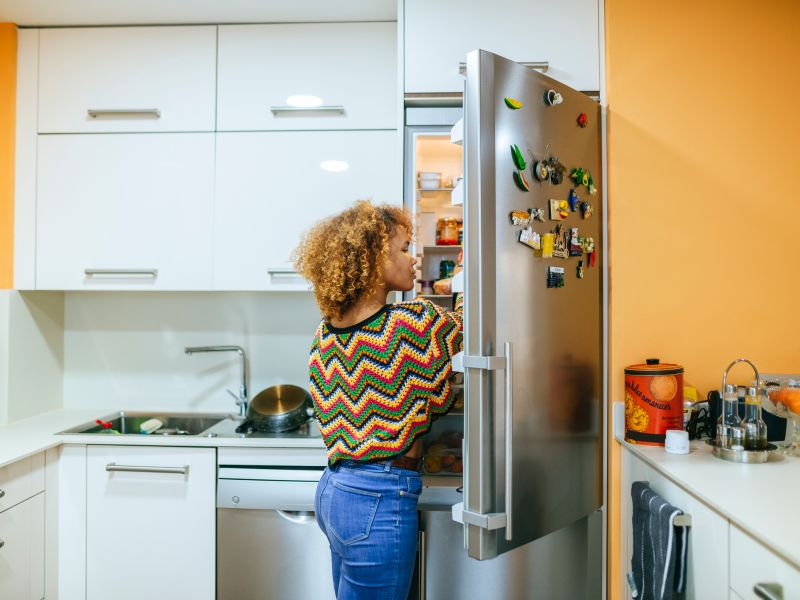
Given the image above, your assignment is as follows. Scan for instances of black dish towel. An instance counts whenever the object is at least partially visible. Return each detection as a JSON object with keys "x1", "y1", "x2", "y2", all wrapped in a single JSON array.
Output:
[{"x1": 629, "y1": 481, "x2": 688, "y2": 600}]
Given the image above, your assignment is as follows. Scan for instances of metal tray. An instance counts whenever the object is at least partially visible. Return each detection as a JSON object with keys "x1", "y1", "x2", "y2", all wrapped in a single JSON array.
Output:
[{"x1": 706, "y1": 439, "x2": 780, "y2": 463}]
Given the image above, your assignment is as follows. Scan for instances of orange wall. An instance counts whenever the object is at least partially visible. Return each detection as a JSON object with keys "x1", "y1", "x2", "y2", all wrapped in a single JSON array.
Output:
[
  {"x1": 605, "y1": 0, "x2": 800, "y2": 596},
  {"x1": 0, "y1": 24, "x2": 16, "y2": 289}
]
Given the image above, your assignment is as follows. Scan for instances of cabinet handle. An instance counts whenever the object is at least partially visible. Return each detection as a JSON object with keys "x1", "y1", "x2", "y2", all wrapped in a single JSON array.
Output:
[
  {"x1": 84, "y1": 269, "x2": 158, "y2": 278},
  {"x1": 0, "y1": 539, "x2": 4, "y2": 549},
  {"x1": 87, "y1": 109, "x2": 161, "y2": 119},
  {"x1": 106, "y1": 463, "x2": 188, "y2": 475},
  {"x1": 754, "y1": 583, "x2": 783, "y2": 600},
  {"x1": 458, "y1": 61, "x2": 549, "y2": 76},
  {"x1": 267, "y1": 268, "x2": 302, "y2": 277},
  {"x1": 269, "y1": 105, "x2": 345, "y2": 115},
  {"x1": 0, "y1": 488, "x2": 5, "y2": 498}
]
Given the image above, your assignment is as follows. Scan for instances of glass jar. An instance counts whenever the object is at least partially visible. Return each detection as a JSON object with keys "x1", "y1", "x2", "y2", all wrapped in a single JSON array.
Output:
[{"x1": 436, "y1": 218, "x2": 460, "y2": 245}]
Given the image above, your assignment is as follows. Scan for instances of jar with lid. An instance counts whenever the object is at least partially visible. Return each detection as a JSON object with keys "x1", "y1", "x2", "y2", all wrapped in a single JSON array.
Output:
[{"x1": 436, "y1": 218, "x2": 460, "y2": 245}]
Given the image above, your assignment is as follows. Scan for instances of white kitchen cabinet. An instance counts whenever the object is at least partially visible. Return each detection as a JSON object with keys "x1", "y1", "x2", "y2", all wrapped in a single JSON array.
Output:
[
  {"x1": 38, "y1": 26, "x2": 217, "y2": 133},
  {"x1": 36, "y1": 133, "x2": 215, "y2": 290},
  {"x1": 730, "y1": 524, "x2": 800, "y2": 600},
  {"x1": 86, "y1": 446, "x2": 216, "y2": 600},
  {"x1": 217, "y1": 23, "x2": 397, "y2": 131},
  {"x1": 0, "y1": 493, "x2": 45, "y2": 600},
  {"x1": 621, "y1": 449, "x2": 729, "y2": 600},
  {"x1": 403, "y1": 0, "x2": 600, "y2": 94},
  {"x1": 214, "y1": 130, "x2": 401, "y2": 290},
  {"x1": 0, "y1": 452, "x2": 45, "y2": 513}
]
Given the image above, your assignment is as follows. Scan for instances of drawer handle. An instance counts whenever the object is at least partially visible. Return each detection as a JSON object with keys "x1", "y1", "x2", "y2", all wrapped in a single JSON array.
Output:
[
  {"x1": 0, "y1": 539, "x2": 4, "y2": 549},
  {"x1": 106, "y1": 463, "x2": 188, "y2": 475},
  {"x1": 84, "y1": 269, "x2": 158, "y2": 278},
  {"x1": 87, "y1": 108, "x2": 161, "y2": 119},
  {"x1": 269, "y1": 105, "x2": 345, "y2": 115},
  {"x1": 267, "y1": 268, "x2": 302, "y2": 277},
  {"x1": 458, "y1": 61, "x2": 549, "y2": 76},
  {"x1": 754, "y1": 583, "x2": 784, "y2": 600},
  {"x1": 0, "y1": 489, "x2": 4, "y2": 498}
]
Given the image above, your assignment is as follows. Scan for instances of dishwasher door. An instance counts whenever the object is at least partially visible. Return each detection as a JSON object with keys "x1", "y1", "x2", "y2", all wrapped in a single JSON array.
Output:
[{"x1": 217, "y1": 506, "x2": 335, "y2": 600}]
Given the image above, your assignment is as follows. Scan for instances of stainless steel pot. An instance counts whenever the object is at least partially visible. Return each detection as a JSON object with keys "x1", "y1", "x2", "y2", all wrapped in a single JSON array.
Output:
[{"x1": 244, "y1": 385, "x2": 315, "y2": 433}]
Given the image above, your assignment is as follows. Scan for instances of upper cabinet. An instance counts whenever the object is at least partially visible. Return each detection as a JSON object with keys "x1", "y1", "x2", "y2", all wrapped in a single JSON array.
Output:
[
  {"x1": 217, "y1": 23, "x2": 397, "y2": 131},
  {"x1": 403, "y1": 0, "x2": 600, "y2": 93},
  {"x1": 38, "y1": 26, "x2": 217, "y2": 133}
]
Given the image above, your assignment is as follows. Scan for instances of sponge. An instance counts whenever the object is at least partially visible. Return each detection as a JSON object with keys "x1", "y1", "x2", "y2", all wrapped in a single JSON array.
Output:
[{"x1": 139, "y1": 418, "x2": 164, "y2": 434}]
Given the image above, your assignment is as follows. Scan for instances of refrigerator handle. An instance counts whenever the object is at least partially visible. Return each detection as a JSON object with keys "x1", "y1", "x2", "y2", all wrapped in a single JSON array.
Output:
[{"x1": 504, "y1": 341, "x2": 513, "y2": 541}]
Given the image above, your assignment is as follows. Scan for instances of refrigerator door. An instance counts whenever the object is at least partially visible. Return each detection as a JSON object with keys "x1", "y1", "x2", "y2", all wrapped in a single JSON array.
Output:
[{"x1": 462, "y1": 50, "x2": 603, "y2": 559}]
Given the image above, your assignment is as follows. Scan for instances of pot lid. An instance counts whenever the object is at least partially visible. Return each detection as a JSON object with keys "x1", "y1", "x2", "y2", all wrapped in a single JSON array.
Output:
[
  {"x1": 249, "y1": 384, "x2": 310, "y2": 416},
  {"x1": 625, "y1": 358, "x2": 683, "y2": 375}
]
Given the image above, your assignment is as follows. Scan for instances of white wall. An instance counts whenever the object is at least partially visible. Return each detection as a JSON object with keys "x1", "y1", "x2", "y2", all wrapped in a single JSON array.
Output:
[
  {"x1": 0, "y1": 290, "x2": 65, "y2": 424},
  {"x1": 63, "y1": 292, "x2": 321, "y2": 413}
]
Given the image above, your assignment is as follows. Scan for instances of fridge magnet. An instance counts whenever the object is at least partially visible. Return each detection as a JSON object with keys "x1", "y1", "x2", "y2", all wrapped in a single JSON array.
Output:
[
  {"x1": 549, "y1": 199, "x2": 570, "y2": 220},
  {"x1": 510, "y1": 209, "x2": 534, "y2": 226},
  {"x1": 581, "y1": 201, "x2": 593, "y2": 219},
  {"x1": 533, "y1": 160, "x2": 550, "y2": 182},
  {"x1": 589, "y1": 250, "x2": 597, "y2": 268},
  {"x1": 513, "y1": 170, "x2": 531, "y2": 192},
  {"x1": 544, "y1": 90, "x2": 563, "y2": 106},
  {"x1": 541, "y1": 233, "x2": 555, "y2": 258},
  {"x1": 532, "y1": 207, "x2": 545, "y2": 221},
  {"x1": 518, "y1": 227, "x2": 541, "y2": 250},
  {"x1": 568, "y1": 188, "x2": 581, "y2": 212},
  {"x1": 504, "y1": 97, "x2": 524, "y2": 110},
  {"x1": 577, "y1": 113, "x2": 589, "y2": 128},
  {"x1": 510, "y1": 144, "x2": 527, "y2": 170},
  {"x1": 548, "y1": 156, "x2": 566, "y2": 185},
  {"x1": 577, "y1": 260, "x2": 585, "y2": 279},
  {"x1": 582, "y1": 236, "x2": 595, "y2": 255},
  {"x1": 569, "y1": 228, "x2": 583, "y2": 257},
  {"x1": 547, "y1": 266, "x2": 565, "y2": 288},
  {"x1": 570, "y1": 167, "x2": 598, "y2": 195},
  {"x1": 552, "y1": 226, "x2": 569, "y2": 259}
]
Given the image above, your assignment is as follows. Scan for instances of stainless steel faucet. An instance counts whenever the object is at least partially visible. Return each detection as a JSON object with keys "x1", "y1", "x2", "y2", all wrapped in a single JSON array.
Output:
[{"x1": 185, "y1": 345, "x2": 249, "y2": 417}]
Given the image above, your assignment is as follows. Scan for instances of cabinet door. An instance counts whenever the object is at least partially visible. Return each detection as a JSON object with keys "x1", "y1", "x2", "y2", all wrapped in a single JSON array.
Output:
[
  {"x1": 86, "y1": 446, "x2": 215, "y2": 600},
  {"x1": 214, "y1": 131, "x2": 401, "y2": 290},
  {"x1": 404, "y1": 0, "x2": 600, "y2": 93},
  {"x1": 218, "y1": 23, "x2": 397, "y2": 131},
  {"x1": 730, "y1": 524, "x2": 800, "y2": 600},
  {"x1": 38, "y1": 26, "x2": 217, "y2": 133},
  {"x1": 622, "y1": 450, "x2": 729, "y2": 600},
  {"x1": 36, "y1": 134, "x2": 214, "y2": 290},
  {"x1": 0, "y1": 493, "x2": 44, "y2": 600}
]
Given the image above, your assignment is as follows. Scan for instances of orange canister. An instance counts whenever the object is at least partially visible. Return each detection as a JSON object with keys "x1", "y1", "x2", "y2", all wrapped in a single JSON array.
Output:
[{"x1": 624, "y1": 359, "x2": 684, "y2": 446}]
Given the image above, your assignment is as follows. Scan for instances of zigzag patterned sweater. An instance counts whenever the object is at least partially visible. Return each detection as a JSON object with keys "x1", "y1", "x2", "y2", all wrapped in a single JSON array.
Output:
[{"x1": 309, "y1": 295, "x2": 463, "y2": 465}]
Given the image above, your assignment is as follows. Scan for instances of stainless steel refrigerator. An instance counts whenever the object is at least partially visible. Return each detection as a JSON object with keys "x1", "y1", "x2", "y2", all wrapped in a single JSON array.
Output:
[{"x1": 415, "y1": 49, "x2": 604, "y2": 599}]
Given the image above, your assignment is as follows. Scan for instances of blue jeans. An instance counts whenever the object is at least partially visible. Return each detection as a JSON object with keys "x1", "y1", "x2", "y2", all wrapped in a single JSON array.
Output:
[{"x1": 315, "y1": 460, "x2": 422, "y2": 600}]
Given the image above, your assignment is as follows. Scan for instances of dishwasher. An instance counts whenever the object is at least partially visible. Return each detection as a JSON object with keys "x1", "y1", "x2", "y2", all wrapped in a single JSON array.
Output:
[{"x1": 217, "y1": 447, "x2": 335, "y2": 600}]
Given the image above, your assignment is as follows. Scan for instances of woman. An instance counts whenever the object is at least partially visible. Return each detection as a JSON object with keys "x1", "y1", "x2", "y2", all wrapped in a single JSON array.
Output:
[{"x1": 293, "y1": 200, "x2": 463, "y2": 599}]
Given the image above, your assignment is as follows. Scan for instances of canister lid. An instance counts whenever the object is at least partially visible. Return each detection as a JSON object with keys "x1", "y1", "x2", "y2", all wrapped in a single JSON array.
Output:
[{"x1": 625, "y1": 358, "x2": 683, "y2": 376}]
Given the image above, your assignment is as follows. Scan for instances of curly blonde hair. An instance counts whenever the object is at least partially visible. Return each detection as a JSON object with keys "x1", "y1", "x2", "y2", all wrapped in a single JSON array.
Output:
[{"x1": 293, "y1": 200, "x2": 412, "y2": 321}]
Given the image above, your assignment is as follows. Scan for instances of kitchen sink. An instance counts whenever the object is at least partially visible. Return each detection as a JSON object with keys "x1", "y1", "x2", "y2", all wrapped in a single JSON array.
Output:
[{"x1": 58, "y1": 411, "x2": 231, "y2": 436}]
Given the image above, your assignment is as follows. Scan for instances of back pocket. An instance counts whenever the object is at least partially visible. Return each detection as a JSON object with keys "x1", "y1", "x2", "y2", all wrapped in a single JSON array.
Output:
[{"x1": 329, "y1": 481, "x2": 381, "y2": 545}]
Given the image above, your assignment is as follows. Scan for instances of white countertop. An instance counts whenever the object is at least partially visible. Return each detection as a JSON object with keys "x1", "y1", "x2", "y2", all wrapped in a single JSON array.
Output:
[
  {"x1": 0, "y1": 408, "x2": 325, "y2": 470},
  {"x1": 621, "y1": 437, "x2": 800, "y2": 569}
]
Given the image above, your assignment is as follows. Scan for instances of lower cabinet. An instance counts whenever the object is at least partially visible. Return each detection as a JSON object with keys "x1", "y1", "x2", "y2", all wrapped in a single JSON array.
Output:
[
  {"x1": 0, "y1": 493, "x2": 45, "y2": 600},
  {"x1": 86, "y1": 446, "x2": 216, "y2": 600},
  {"x1": 0, "y1": 453, "x2": 46, "y2": 600},
  {"x1": 730, "y1": 524, "x2": 800, "y2": 600}
]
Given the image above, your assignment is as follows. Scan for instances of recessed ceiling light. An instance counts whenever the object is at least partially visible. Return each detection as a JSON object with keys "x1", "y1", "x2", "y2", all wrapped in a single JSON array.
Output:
[
  {"x1": 320, "y1": 160, "x2": 349, "y2": 172},
  {"x1": 286, "y1": 95, "x2": 323, "y2": 108}
]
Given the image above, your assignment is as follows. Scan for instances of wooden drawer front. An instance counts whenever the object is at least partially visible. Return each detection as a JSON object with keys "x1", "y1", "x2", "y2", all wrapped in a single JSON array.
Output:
[
  {"x1": 39, "y1": 26, "x2": 216, "y2": 133},
  {"x1": 217, "y1": 23, "x2": 396, "y2": 131},
  {"x1": 36, "y1": 133, "x2": 215, "y2": 290},
  {"x1": 0, "y1": 454, "x2": 44, "y2": 513},
  {"x1": 213, "y1": 130, "x2": 400, "y2": 290},
  {"x1": 730, "y1": 524, "x2": 800, "y2": 600},
  {"x1": 0, "y1": 493, "x2": 45, "y2": 600}
]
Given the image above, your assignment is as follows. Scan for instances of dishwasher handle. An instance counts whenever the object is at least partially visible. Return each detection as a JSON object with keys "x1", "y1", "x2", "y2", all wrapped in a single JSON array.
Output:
[{"x1": 276, "y1": 510, "x2": 316, "y2": 524}]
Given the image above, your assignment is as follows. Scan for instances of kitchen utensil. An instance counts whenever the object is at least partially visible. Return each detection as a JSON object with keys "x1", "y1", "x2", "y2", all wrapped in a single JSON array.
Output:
[{"x1": 238, "y1": 384, "x2": 315, "y2": 433}]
